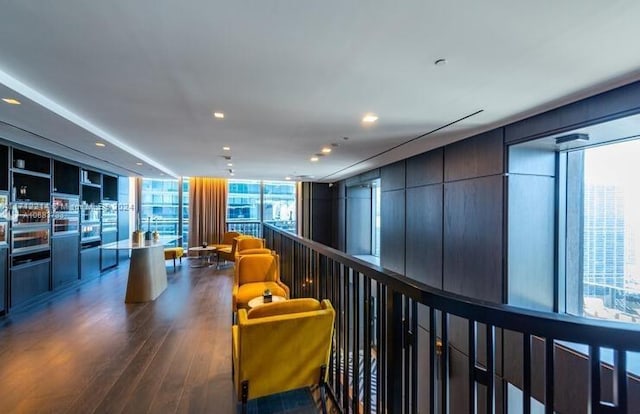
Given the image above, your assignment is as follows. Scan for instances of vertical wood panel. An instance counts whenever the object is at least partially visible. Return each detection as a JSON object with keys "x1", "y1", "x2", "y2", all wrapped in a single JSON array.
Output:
[
  {"x1": 380, "y1": 189, "x2": 405, "y2": 274},
  {"x1": 443, "y1": 175, "x2": 503, "y2": 303},
  {"x1": 381, "y1": 161, "x2": 405, "y2": 192},
  {"x1": 405, "y1": 184, "x2": 442, "y2": 288},
  {"x1": 444, "y1": 129, "x2": 504, "y2": 182},
  {"x1": 406, "y1": 148, "x2": 443, "y2": 188}
]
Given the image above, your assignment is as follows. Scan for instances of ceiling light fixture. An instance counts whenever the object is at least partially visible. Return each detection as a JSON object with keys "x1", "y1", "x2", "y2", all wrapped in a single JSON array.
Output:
[
  {"x1": 285, "y1": 176, "x2": 291, "y2": 181},
  {"x1": 213, "y1": 112, "x2": 225, "y2": 119},
  {"x1": 223, "y1": 146, "x2": 231, "y2": 151},
  {"x1": 321, "y1": 147, "x2": 332, "y2": 154},
  {"x1": 136, "y1": 162, "x2": 143, "y2": 166},
  {"x1": 2, "y1": 98, "x2": 21, "y2": 105},
  {"x1": 95, "y1": 142, "x2": 106, "y2": 147},
  {"x1": 310, "y1": 156, "x2": 319, "y2": 162},
  {"x1": 362, "y1": 114, "x2": 378, "y2": 123},
  {"x1": 227, "y1": 163, "x2": 233, "y2": 167}
]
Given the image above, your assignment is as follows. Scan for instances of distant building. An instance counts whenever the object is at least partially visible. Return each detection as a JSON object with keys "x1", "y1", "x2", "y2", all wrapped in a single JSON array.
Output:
[{"x1": 583, "y1": 184, "x2": 625, "y2": 308}]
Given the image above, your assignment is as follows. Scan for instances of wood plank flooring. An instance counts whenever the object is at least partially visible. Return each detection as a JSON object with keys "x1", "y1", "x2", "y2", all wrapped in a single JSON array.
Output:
[{"x1": 0, "y1": 261, "x2": 236, "y2": 414}]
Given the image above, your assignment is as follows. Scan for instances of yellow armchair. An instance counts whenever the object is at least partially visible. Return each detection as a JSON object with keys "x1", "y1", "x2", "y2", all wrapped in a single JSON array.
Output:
[
  {"x1": 218, "y1": 235, "x2": 252, "y2": 265},
  {"x1": 234, "y1": 237, "x2": 266, "y2": 260},
  {"x1": 232, "y1": 254, "x2": 290, "y2": 313},
  {"x1": 211, "y1": 231, "x2": 241, "y2": 250},
  {"x1": 232, "y1": 298, "x2": 335, "y2": 413}
]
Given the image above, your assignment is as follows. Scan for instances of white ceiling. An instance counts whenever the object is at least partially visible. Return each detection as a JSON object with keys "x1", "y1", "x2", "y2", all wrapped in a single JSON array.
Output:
[{"x1": 1, "y1": 1, "x2": 640, "y2": 181}]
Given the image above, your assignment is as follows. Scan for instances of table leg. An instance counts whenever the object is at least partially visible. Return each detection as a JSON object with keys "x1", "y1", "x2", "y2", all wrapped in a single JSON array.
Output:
[{"x1": 125, "y1": 245, "x2": 168, "y2": 303}]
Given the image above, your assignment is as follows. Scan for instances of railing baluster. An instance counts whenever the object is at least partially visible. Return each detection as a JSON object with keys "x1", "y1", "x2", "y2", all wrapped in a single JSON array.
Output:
[
  {"x1": 344, "y1": 266, "x2": 350, "y2": 411},
  {"x1": 441, "y1": 311, "x2": 449, "y2": 414},
  {"x1": 469, "y1": 320, "x2": 477, "y2": 413},
  {"x1": 411, "y1": 300, "x2": 418, "y2": 414},
  {"x1": 545, "y1": 338, "x2": 554, "y2": 414},
  {"x1": 614, "y1": 349, "x2": 627, "y2": 412},
  {"x1": 403, "y1": 297, "x2": 410, "y2": 414},
  {"x1": 352, "y1": 269, "x2": 360, "y2": 414},
  {"x1": 589, "y1": 345, "x2": 601, "y2": 412},
  {"x1": 523, "y1": 333, "x2": 531, "y2": 414},
  {"x1": 363, "y1": 277, "x2": 372, "y2": 414},
  {"x1": 486, "y1": 324, "x2": 495, "y2": 414},
  {"x1": 378, "y1": 283, "x2": 386, "y2": 414},
  {"x1": 429, "y1": 307, "x2": 436, "y2": 414}
]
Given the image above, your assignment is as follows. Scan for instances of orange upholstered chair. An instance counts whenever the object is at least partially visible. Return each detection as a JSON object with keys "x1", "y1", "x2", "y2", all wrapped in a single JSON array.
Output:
[
  {"x1": 232, "y1": 253, "x2": 289, "y2": 313},
  {"x1": 232, "y1": 298, "x2": 335, "y2": 414}
]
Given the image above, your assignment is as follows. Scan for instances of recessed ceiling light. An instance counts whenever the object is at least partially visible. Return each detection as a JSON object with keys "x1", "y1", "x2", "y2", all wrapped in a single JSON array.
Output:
[
  {"x1": 2, "y1": 98, "x2": 21, "y2": 105},
  {"x1": 136, "y1": 162, "x2": 143, "y2": 166},
  {"x1": 321, "y1": 147, "x2": 332, "y2": 154},
  {"x1": 95, "y1": 142, "x2": 106, "y2": 147},
  {"x1": 227, "y1": 163, "x2": 233, "y2": 167},
  {"x1": 230, "y1": 172, "x2": 235, "y2": 176},
  {"x1": 285, "y1": 176, "x2": 291, "y2": 181},
  {"x1": 310, "y1": 156, "x2": 319, "y2": 162},
  {"x1": 362, "y1": 114, "x2": 378, "y2": 123},
  {"x1": 213, "y1": 112, "x2": 225, "y2": 119},
  {"x1": 223, "y1": 146, "x2": 231, "y2": 151}
]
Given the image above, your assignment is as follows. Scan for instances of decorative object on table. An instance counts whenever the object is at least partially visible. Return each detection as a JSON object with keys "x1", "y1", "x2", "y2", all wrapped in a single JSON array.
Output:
[
  {"x1": 14, "y1": 158, "x2": 25, "y2": 169},
  {"x1": 263, "y1": 288, "x2": 272, "y2": 303},
  {"x1": 132, "y1": 230, "x2": 144, "y2": 244},
  {"x1": 201, "y1": 242, "x2": 208, "y2": 248},
  {"x1": 144, "y1": 217, "x2": 152, "y2": 241},
  {"x1": 152, "y1": 217, "x2": 160, "y2": 241}
]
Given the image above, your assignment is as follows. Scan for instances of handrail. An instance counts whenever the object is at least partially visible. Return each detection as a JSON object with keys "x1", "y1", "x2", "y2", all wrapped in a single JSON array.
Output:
[
  {"x1": 263, "y1": 223, "x2": 640, "y2": 349},
  {"x1": 263, "y1": 223, "x2": 640, "y2": 413}
]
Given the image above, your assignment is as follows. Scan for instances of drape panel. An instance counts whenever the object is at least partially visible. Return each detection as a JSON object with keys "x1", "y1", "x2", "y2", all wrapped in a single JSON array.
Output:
[{"x1": 188, "y1": 177, "x2": 228, "y2": 248}]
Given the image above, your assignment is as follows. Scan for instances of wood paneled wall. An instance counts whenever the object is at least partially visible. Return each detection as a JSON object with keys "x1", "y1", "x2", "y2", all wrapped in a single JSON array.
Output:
[{"x1": 322, "y1": 78, "x2": 640, "y2": 412}]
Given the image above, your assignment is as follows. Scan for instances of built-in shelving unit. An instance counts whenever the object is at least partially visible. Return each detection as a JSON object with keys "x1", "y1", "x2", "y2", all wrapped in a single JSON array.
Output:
[
  {"x1": 0, "y1": 144, "x2": 8, "y2": 315},
  {"x1": 0, "y1": 142, "x2": 123, "y2": 311}
]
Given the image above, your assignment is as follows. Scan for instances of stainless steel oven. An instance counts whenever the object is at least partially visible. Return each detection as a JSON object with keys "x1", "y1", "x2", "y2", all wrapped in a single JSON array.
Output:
[
  {"x1": 81, "y1": 222, "x2": 101, "y2": 242},
  {"x1": 52, "y1": 195, "x2": 80, "y2": 235},
  {"x1": 11, "y1": 201, "x2": 50, "y2": 226},
  {"x1": 12, "y1": 226, "x2": 50, "y2": 254}
]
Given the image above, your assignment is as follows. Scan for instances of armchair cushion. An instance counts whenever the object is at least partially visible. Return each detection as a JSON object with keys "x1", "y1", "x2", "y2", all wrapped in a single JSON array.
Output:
[
  {"x1": 233, "y1": 254, "x2": 290, "y2": 313},
  {"x1": 248, "y1": 298, "x2": 322, "y2": 319},
  {"x1": 236, "y1": 282, "x2": 288, "y2": 309}
]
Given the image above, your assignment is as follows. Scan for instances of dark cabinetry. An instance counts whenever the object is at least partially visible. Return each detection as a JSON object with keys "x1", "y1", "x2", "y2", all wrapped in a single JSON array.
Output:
[
  {"x1": 53, "y1": 160, "x2": 80, "y2": 195},
  {"x1": 100, "y1": 230, "x2": 117, "y2": 270},
  {"x1": 11, "y1": 253, "x2": 50, "y2": 307},
  {"x1": 0, "y1": 248, "x2": 7, "y2": 315},
  {"x1": 0, "y1": 142, "x2": 125, "y2": 312},
  {"x1": 52, "y1": 235, "x2": 80, "y2": 288},
  {"x1": 102, "y1": 174, "x2": 117, "y2": 201},
  {"x1": 81, "y1": 244, "x2": 101, "y2": 280}
]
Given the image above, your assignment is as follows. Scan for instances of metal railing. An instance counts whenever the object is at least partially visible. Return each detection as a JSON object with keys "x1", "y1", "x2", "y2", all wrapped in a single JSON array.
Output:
[
  {"x1": 227, "y1": 220, "x2": 296, "y2": 238},
  {"x1": 263, "y1": 223, "x2": 640, "y2": 413}
]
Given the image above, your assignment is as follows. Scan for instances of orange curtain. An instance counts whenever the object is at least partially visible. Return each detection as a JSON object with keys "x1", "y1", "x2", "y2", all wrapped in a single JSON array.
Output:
[{"x1": 188, "y1": 177, "x2": 228, "y2": 247}]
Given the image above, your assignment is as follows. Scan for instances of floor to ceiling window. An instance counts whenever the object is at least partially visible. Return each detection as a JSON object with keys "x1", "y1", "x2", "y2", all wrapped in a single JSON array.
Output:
[
  {"x1": 227, "y1": 179, "x2": 296, "y2": 236},
  {"x1": 140, "y1": 177, "x2": 189, "y2": 246}
]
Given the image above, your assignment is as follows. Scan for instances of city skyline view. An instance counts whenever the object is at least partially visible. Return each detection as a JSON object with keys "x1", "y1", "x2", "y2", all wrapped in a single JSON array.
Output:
[{"x1": 583, "y1": 138, "x2": 640, "y2": 323}]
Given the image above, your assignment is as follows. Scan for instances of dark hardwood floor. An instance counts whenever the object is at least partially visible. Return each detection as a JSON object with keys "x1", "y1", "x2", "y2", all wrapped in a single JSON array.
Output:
[{"x1": 0, "y1": 261, "x2": 236, "y2": 414}]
